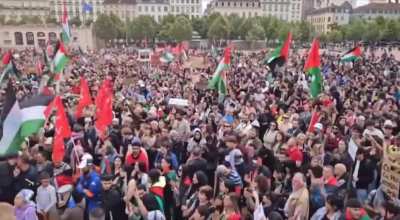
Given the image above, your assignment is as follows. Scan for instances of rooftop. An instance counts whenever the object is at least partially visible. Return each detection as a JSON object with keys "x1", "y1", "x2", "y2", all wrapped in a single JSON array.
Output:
[
  {"x1": 353, "y1": 3, "x2": 400, "y2": 13},
  {"x1": 307, "y1": 1, "x2": 352, "y2": 15}
]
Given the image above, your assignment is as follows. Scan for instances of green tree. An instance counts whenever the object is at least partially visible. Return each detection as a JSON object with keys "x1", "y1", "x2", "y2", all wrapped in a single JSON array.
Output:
[
  {"x1": 0, "y1": 15, "x2": 6, "y2": 25},
  {"x1": 5, "y1": 18, "x2": 18, "y2": 25},
  {"x1": 344, "y1": 19, "x2": 365, "y2": 41},
  {"x1": 94, "y1": 14, "x2": 118, "y2": 41},
  {"x1": 227, "y1": 14, "x2": 244, "y2": 39},
  {"x1": 295, "y1": 21, "x2": 314, "y2": 42},
  {"x1": 191, "y1": 16, "x2": 208, "y2": 39},
  {"x1": 109, "y1": 13, "x2": 126, "y2": 39},
  {"x1": 207, "y1": 16, "x2": 230, "y2": 40},
  {"x1": 70, "y1": 16, "x2": 82, "y2": 27},
  {"x1": 326, "y1": 30, "x2": 343, "y2": 43},
  {"x1": 381, "y1": 20, "x2": 399, "y2": 41},
  {"x1": 363, "y1": 22, "x2": 380, "y2": 42},
  {"x1": 18, "y1": 15, "x2": 29, "y2": 25},
  {"x1": 239, "y1": 18, "x2": 254, "y2": 40},
  {"x1": 85, "y1": 19, "x2": 93, "y2": 26},
  {"x1": 128, "y1": 15, "x2": 158, "y2": 41},
  {"x1": 246, "y1": 22, "x2": 265, "y2": 41},
  {"x1": 169, "y1": 16, "x2": 192, "y2": 42},
  {"x1": 45, "y1": 16, "x2": 58, "y2": 24},
  {"x1": 259, "y1": 16, "x2": 280, "y2": 44}
]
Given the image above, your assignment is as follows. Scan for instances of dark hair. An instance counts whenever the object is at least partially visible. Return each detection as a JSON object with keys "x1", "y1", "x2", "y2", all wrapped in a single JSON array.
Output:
[
  {"x1": 254, "y1": 175, "x2": 270, "y2": 194},
  {"x1": 326, "y1": 194, "x2": 343, "y2": 211},
  {"x1": 39, "y1": 172, "x2": 50, "y2": 180},
  {"x1": 138, "y1": 162, "x2": 147, "y2": 172},
  {"x1": 197, "y1": 205, "x2": 211, "y2": 217},
  {"x1": 162, "y1": 156, "x2": 173, "y2": 168},
  {"x1": 194, "y1": 171, "x2": 209, "y2": 187},
  {"x1": 268, "y1": 211, "x2": 283, "y2": 220},
  {"x1": 310, "y1": 165, "x2": 323, "y2": 178},
  {"x1": 224, "y1": 193, "x2": 240, "y2": 213},
  {"x1": 148, "y1": 169, "x2": 160, "y2": 184},
  {"x1": 199, "y1": 185, "x2": 213, "y2": 201}
]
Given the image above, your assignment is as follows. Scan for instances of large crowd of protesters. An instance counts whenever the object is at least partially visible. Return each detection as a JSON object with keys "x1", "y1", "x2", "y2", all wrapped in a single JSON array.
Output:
[{"x1": 0, "y1": 43, "x2": 400, "y2": 220}]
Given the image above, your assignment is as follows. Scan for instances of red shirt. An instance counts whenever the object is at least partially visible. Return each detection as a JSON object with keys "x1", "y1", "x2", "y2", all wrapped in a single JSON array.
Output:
[
  {"x1": 125, "y1": 148, "x2": 149, "y2": 172},
  {"x1": 286, "y1": 146, "x2": 303, "y2": 162},
  {"x1": 325, "y1": 176, "x2": 338, "y2": 186}
]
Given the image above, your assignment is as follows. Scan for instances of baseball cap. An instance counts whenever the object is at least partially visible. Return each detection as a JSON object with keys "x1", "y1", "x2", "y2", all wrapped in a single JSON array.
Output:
[
  {"x1": 131, "y1": 137, "x2": 142, "y2": 147},
  {"x1": 314, "y1": 123, "x2": 323, "y2": 130},
  {"x1": 384, "y1": 120, "x2": 395, "y2": 128},
  {"x1": 78, "y1": 153, "x2": 93, "y2": 169}
]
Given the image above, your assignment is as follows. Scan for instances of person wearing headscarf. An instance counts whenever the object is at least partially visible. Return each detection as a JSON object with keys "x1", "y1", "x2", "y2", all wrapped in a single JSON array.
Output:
[{"x1": 14, "y1": 189, "x2": 38, "y2": 220}]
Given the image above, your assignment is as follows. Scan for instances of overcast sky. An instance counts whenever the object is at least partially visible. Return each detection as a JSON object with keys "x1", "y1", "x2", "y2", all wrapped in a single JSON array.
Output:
[{"x1": 357, "y1": 0, "x2": 369, "y2": 6}]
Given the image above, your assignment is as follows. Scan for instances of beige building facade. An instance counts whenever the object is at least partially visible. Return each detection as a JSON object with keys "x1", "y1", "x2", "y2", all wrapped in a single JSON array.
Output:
[
  {"x1": 170, "y1": 0, "x2": 202, "y2": 18},
  {"x1": 307, "y1": 1, "x2": 352, "y2": 33},
  {"x1": 0, "y1": 25, "x2": 95, "y2": 50},
  {"x1": 261, "y1": 0, "x2": 303, "y2": 21},
  {"x1": 50, "y1": 0, "x2": 104, "y2": 22},
  {"x1": 206, "y1": 0, "x2": 263, "y2": 18},
  {"x1": 136, "y1": 0, "x2": 170, "y2": 22},
  {"x1": 104, "y1": 0, "x2": 136, "y2": 21},
  {"x1": 352, "y1": 2, "x2": 400, "y2": 20},
  {"x1": 0, "y1": 0, "x2": 50, "y2": 21}
]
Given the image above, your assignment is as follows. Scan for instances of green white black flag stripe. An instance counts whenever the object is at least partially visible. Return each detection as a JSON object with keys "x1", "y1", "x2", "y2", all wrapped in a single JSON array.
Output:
[{"x1": 0, "y1": 85, "x2": 53, "y2": 155}]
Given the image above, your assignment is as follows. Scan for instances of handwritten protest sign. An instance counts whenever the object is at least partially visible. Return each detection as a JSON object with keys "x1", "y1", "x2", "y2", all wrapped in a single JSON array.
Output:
[{"x1": 381, "y1": 145, "x2": 400, "y2": 199}]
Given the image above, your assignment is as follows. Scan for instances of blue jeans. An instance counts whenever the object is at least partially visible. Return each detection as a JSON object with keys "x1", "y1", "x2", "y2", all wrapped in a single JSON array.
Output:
[{"x1": 357, "y1": 189, "x2": 368, "y2": 203}]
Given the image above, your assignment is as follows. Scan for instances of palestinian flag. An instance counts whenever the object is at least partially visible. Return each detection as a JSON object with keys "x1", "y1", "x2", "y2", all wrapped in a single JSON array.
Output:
[
  {"x1": 0, "y1": 51, "x2": 19, "y2": 83},
  {"x1": 266, "y1": 32, "x2": 292, "y2": 70},
  {"x1": 304, "y1": 39, "x2": 322, "y2": 99},
  {"x1": 340, "y1": 46, "x2": 362, "y2": 63},
  {"x1": 0, "y1": 83, "x2": 53, "y2": 156},
  {"x1": 160, "y1": 51, "x2": 174, "y2": 63},
  {"x1": 61, "y1": 2, "x2": 71, "y2": 44},
  {"x1": 53, "y1": 42, "x2": 69, "y2": 73},
  {"x1": 208, "y1": 47, "x2": 231, "y2": 96}
]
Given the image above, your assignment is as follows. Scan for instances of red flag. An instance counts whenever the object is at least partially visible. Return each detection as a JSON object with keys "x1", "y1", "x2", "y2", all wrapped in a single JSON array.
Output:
[
  {"x1": 52, "y1": 96, "x2": 71, "y2": 162},
  {"x1": 223, "y1": 47, "x2": 231, "y2": 65},
  {"x1": 307, "y1": 111, "x2": 321, "y2": 133},
  {"x1": 75, "y1": 77, "x2": 92, "y2": 118},
  {"x1": 95, "y1": 80, "x2": 113, "y2": 139},
  {"x1": 2, "y1": 50, "x2": 11, "y2": 65},
  {"x1": 281, "y1": 32, "x2": 292, "y2": 61},
  {"x1": 304, "y1": 38, "x2": 320, "y2": 72}
]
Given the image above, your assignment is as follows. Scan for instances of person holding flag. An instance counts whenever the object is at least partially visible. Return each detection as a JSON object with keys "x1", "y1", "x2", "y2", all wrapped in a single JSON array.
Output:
[{"x1": 304, "y1": 38, "x2": 323, "y2": 99}]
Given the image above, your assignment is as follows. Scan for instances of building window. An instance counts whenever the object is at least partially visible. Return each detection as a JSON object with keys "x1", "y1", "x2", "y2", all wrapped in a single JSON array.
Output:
[
  {"x1": 14, "y1": 32, "x2": 23, "y2": 45},
  {"x1": 151, "y1": 6, "x2": 154, "y2": 12},
  {"x1": 26, "y1": 32, "x2": 34, "y2": 45},
  {"x1": 138, "y1": 6, "x2": 141, "y2": 12},
  {"x1": 191, "y1": 6, "x2": 194, "y2": 12},
  {"x1": 176, "y1": 6, "x2": 179, "y2": 12},
  {"x1": 164, "y1": 6, "x2": 168, "y2": 12},
  {"x1": 228, "y1": 2, "x2": 230, "y2": 6},
  {"x1": 246, "y1": 3, "x2": 248, "y2": 7},
  {"x1": 158, "y1": 6, "x2": 161, "y2": 12},
  {"x1": 196, "y1": 0, "x2": 199, "y2": 3},
  {"x1": 145, "y1": 6, "x2": 148, "y2": 12},
  {"x1": 222, "y1": 2, "x2": 224, "y2": 6},
  {"x1": 191, "y1": 0, "x2": 194, "y2": 3},
  {"x1": 255, "y1": 12, "x2": 257, "y2": 16},
  {"x1": 328, "y1": 16, "x2": 331, "y2": 22}
]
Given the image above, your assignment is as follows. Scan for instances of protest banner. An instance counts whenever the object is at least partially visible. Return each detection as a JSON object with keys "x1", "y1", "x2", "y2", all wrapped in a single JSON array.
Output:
[{"x1": 381, "y1": 145, "x2": 400, "y2": 199}]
